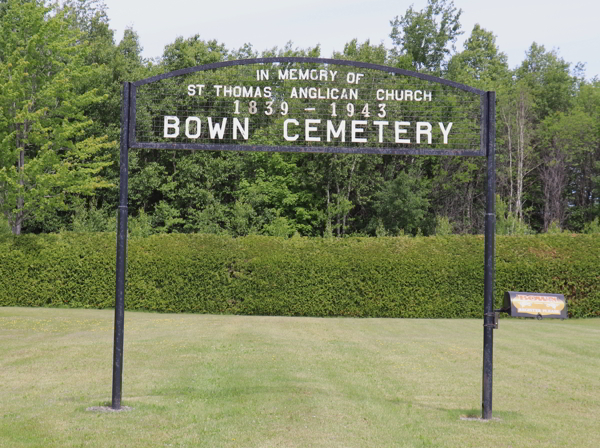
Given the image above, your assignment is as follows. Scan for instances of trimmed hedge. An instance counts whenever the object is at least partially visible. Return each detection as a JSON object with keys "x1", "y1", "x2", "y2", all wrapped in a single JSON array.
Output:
[{"x1": 0, "y1": 233, "x2": 598, "y2": 318}]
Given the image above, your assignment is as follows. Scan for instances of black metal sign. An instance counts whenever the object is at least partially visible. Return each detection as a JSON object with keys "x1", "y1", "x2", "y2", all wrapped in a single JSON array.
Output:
[
  {"x1": 113, "y1": 57, "x2": 497, "y2": 420},
  {"x1": 129, "y1": 58, "x2": 485, "y2": 156}
]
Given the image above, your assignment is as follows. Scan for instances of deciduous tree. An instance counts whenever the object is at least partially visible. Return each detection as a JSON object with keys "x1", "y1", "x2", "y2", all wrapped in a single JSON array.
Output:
[
  {"x1": 0, "y1": 0, "x2": 112, "y2": 234},
  {"x1": 390, "y1": 0, "x2": 462, "y2": 73}
]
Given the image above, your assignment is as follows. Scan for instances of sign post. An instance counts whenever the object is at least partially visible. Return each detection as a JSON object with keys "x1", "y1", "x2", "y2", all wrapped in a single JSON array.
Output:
[
  {"x1": 482, "y1": 91, "x2": 496, "y2": 420},
  {"x1": 112, "y1": 81, "x2": 131, "y2": 409},
  {"x1": 113, "y1": 58, "x2": 497, "y2": 418}
]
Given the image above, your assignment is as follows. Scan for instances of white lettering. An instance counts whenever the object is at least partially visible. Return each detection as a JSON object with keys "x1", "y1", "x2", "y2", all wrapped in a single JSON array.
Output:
[
  {"x1": 351, "y1": 120, "x2": 368, "y2": 143},
  {"x1": 187, "y1": 85, "x2": 205, "y2": 96},
  {"x1": 395, "y1": 121, "x2": 410, "y2": 144},
  {"x1": 346, "y1": 72, "x2": 365, "y2": 84},
  {"x1": 439, "y1": 122, "x2": 453, "y2": 144},
  {"x1": 212, "y1": 85, "x2": 267, "y2": 98},
  {"x1": 258, "y1": 69, "x2": 269, "y2": 81},
  {"x1": 416, "y1": 122, "x2": 432, "y2": 144},
  {"x1": 279, "y1": 69, "x2": 339, "y2": 81},
  {"x1": 327, "y1": 120, "x2": 345, "y2": 142},
  {"x1": 185, "y1": 117, "x2": 201, "y2": 139},
  {"x1": 284, "y1": 119, "x2": 299, "y2": 141},
  {"x1": 290, "y1": 87, "x2": 356, "y2": 100},
  {"x1": 377, "y1": 89, "x2": 432, "y2": 101},
  {"x1": 208, "y1": 117, "x2": 227, "y2": 139},
  {"x1": 233, "y1": 118, "x2": 249, "y2": 140},
  {"x1": 373, "y1": 121, "x2": 389, "y2": 143},
  {"x1": 164, "y1": 116, "x2": 180, "y2": 138},
  {"x1": 305, "y1": 119, "x2": 321, "y2": 142},
  {"x1": 275, "y1": 120, "x2": 449, "y2": 145}
]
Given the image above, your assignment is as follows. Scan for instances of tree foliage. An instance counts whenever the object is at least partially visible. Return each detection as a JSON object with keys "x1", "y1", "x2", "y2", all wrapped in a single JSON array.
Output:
[
  {"x1": 390, "y1": 0, "x2": 462, "y2": 72},
  {"x1": 0, "y1": 0, "x2": 113, "y2": 234},
  {"x1": 1, "y1": 0, "x2": 598, "y2": 237}
]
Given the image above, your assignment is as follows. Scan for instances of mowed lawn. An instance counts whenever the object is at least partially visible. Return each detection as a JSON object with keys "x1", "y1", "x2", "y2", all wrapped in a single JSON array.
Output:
[{"x1": 1, "y1": 307, "x2": 598, "y2": 448}]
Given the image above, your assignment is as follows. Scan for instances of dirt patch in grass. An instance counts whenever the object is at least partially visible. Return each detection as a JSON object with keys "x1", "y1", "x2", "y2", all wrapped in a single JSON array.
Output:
[
  {"x1": 459, "y1": 416, "x2": 501, "y2": 422},
  {"x1": 86, "y1": 406, "x2": 133, "y2": 413}
]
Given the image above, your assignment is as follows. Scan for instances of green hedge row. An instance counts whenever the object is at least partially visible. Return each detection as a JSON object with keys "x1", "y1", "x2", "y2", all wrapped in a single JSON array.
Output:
[{"x1": 0, "y1": 233, "x2": 598, "y2": 318}]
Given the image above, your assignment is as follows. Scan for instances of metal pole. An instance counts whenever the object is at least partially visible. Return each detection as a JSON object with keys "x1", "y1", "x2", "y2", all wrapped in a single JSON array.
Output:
[
  {"x1": 112, "y1": 82, "x2": 131, "y2": 410},
  {"x1": 482, "y1": 91, "x2": 496, "y2": 420}
]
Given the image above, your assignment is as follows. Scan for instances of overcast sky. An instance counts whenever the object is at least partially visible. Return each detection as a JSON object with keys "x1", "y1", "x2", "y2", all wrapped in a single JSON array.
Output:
[{"x1": 101, "y1": 0, "x2": 600, "y2": 80}]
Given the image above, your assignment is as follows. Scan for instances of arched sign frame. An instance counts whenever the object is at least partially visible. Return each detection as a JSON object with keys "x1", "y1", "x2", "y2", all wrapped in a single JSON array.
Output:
[{"x1": 113, "y1": 57, "x2": 497, "y2": 419}]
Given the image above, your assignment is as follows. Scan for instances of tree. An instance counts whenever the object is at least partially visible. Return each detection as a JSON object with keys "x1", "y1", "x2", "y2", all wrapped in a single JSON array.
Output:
[
  {"x1": 431, "y1": 25, "x2": 509, "y2": 234},
  {"x1": 372, "y1": 170, "x2": 431, "y2": 235},
  {"x1": 446, "y1": 24, "x2": 508, "y2": 86},
  {"x1": 333, "y1": 39, "x2": 387, "y2": 65},
  {"x1": 569, "y1": 80, "x2": 600, "y2": 228},
  {"x1": 0, "y1": 0, "x2": 112, "y2": 234},
  {"x1": 497, "y1": 80, "x2": 536, "y2": 224},
  {"x1": 516, "y1": 43, "x2": 575, "y2": 120},
  {"x1": 65, "y1": 7, "x2": 153, "y2": 234},
  {"x1": 161, "y1": 35, "x2": 228, "y2": 71},
  {"x1": 514, "y1": 44, "x2": 577, "y2": 230},
  {"x1": 390, "y1": 0, "x2": 462, "y2": 73},
  {"x1": 261, "y1": 41, "x2": 321, "y2": 59},
  {"x1": 538, "y1": 107, "x2": 598, "y2": 230}
]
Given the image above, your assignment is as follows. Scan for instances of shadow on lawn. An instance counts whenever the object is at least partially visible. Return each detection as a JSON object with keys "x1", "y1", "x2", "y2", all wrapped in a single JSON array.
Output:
[{"x1": 387, "y1": 396, "x2": 522, "y2": 421}]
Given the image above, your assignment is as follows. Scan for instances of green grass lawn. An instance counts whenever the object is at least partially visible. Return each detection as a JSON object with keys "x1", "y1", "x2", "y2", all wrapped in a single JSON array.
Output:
[{"x1": 1, "y1": 307, "x2": 598, "y2": 447}]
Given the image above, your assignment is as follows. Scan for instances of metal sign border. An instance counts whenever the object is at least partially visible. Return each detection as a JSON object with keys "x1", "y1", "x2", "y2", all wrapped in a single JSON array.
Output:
[{"x1": 128, "y1": 57, "x2": 487, "y2": 157}]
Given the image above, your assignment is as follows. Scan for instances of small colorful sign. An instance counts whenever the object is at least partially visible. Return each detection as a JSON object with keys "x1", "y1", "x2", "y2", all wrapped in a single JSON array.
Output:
[{"x1": 503, "y1": 291, "x2": 567, "y2": 319}]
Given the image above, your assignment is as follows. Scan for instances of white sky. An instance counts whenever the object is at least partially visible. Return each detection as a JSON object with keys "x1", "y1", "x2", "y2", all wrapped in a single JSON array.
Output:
[{"x1": 101, "y1": 0, "x2": 600, "y2": 80}]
